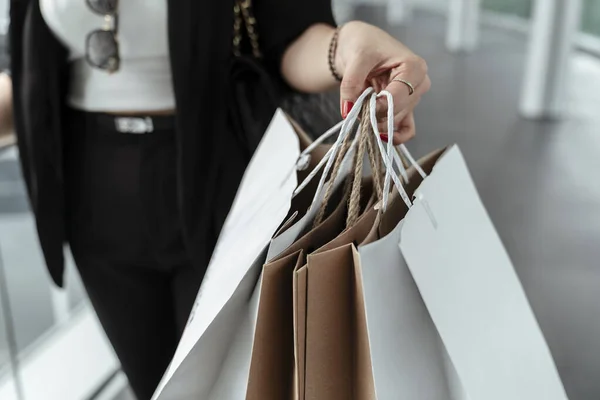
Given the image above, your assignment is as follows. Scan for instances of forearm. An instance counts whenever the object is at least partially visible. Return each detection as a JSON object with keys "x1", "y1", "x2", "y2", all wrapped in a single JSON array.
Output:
[
  {"x1": 0, "y1": 72, "x2": 14, "y2": 136},
  {"x1": 280, "y1": 23, "x2": 340, "y2": 93}
]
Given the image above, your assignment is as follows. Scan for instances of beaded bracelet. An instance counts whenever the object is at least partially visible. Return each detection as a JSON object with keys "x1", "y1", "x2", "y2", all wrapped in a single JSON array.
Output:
[{"x1": 328, "y1": 26, "x2": 343, "y2": 82}]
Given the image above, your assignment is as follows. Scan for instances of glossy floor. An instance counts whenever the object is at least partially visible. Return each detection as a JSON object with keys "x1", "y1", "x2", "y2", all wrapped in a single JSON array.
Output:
[{"x1": 377, "y1": 8, "x2": 600, "y2": 400}]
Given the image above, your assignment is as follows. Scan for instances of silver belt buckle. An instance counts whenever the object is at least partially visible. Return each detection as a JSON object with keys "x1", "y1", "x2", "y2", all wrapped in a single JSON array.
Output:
[{"x1": 115, "y1": 117, "x2": 154, "y2": 134}]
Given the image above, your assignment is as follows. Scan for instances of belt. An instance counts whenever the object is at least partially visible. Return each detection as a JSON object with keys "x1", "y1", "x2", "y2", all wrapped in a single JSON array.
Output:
[{"x1": 83, "y1": 112, "x2": 176, "y2": 134}]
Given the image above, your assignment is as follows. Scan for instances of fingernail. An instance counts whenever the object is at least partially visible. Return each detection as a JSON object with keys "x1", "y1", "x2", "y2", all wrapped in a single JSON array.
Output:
[
  {"x1": 341, "y1": 101, "x2": 354, "y2": 119},
  {"x1": 380, "y1": 133, "x2": 389, "y2": 143}
]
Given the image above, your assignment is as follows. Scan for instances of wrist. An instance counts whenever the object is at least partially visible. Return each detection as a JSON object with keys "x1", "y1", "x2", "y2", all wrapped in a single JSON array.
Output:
[
  {"x1": 334, "y1": 23, "x2": 349, "y2": 79},
  {"x1": 333, "y1": 21, "x2": 366, "y2": 80},
  {"x1": 328, "y1": 25, "x2": 344, "y2": 82}
]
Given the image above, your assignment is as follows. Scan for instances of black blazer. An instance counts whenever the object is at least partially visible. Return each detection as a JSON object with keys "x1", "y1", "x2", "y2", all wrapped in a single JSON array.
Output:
[{"x1": 9, "y1": 0, "x2": 335, "y2": 287}]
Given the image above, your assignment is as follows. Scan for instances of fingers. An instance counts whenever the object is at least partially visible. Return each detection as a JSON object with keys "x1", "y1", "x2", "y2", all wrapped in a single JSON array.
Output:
[
  {"x1": 379, "y1": 112, "x2": 416, "y2": 145},
  {"x1": 377, "y1": 111, "x2": 403, "y2": 134},
  {"x1": 339, "y1": 49, "x2": 431, "y2": 120},
  {"x1": 376, "y1": 95, "x2": 421, "y2": 132},
  {"x1": 339, "y1": 56, "x2": 377, "y2": 117},
  {"x1": 394, "y1": 113, "x2": 416, "y2": 144},
  {"x1": 376, "y1": 73, "x2": 430, "y2": 118},
  {"x1": 388, "y1": 55, "x2": 429, "y2": 98}
]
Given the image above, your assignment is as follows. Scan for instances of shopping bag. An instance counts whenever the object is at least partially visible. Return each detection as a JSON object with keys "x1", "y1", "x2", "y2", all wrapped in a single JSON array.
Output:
[
  {"x1": 292, "y1": 260, "x2": 307, "y2": 400},
  {"x1": 267, "y1": 145, "x2": 355, "y2": 260},
  {"x1": 210, "y1": 124, "x2": 336, "y2": 400},
  {"x1": 212, "y1": 111, "x2": 371, "y2": 400},
  {"x1": 153, "y1": 110, "x2": 303, "y2": 400},
  {"x1": 292, "y1": 119, "x2": 382, "y2": 399},
  {"x1": 358, "y1": 150, "x2": 467, "y2": 400},
  {"x1": 287, "y1": 92, "x2": 453, "y2": 399},
  {"x1": 267, "y1": 88, "x2": 375, "y2": 261},
  {"x1": 195, "y1": 262, "x2": 264, "y2": 400},
  {"x1": 400, "y1": 145, "x2": 569, "y2": 400},
  {"x1": 246, "y1": 250, "x2": 306, "y2": 400},
  {"x1": 243, "y1": 178, "x2": 374, "y2": 399},
  {"x1": 352, "y1": 90, "x2": 564, "y2": 399},
  {"x1": 296, "y1": 244, "x2": 376, "y2": 400},
  {"x1": 280, "y1": 116, "x2": 331, "y2": 231},
  {"x1": 311, "y1": 149, "x2": 457, "y2": 400},
  {"x1": 276, "y1": 176, "x2": 375, "y2": 261}
]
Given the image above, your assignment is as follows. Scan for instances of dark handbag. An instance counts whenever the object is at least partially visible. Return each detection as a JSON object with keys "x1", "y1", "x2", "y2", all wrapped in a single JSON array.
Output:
[
  {"x1": 227, "y1": 1, "x2": 279, "y2": 160},
  {"x1": 227, "y1": 0, "x2": 339, "y2": 161}
]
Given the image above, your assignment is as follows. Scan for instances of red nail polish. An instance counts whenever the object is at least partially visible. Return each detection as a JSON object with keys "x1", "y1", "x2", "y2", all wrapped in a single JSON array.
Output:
[
  {"x1": 341, "y1": 101, "x2": 354, "y2": 119},
  {"x1": 380, "y1": 133, "x2": 389, "y2": 143}
]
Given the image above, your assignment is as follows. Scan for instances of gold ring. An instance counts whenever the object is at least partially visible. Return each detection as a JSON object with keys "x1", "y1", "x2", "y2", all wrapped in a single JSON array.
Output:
[{"x1": 392, "y1": 78, "x2": 415, "y2": 96}]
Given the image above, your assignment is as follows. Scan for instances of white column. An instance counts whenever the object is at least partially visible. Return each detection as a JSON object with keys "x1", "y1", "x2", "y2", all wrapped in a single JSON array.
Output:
[
  {"x1": 0, "y1": 0, "x2": 8, "y2": 35},
  {"x1": 446, "y1": 0, "x2": 481, "y2": 53},
  {"x1": 387, "y1": 0, "x2": 414, "y2": 26},
  {"x1": 520, "y1": 0, "x2": 583, "y2": 119}
]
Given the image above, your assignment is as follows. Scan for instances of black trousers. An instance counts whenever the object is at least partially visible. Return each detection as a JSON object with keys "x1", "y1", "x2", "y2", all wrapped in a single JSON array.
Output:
[{"x1": 64, "y1": 109, "x2": 205, "y2": 400}]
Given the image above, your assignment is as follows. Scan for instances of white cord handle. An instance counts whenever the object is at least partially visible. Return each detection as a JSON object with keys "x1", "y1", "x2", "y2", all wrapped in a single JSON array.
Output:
[
  {"x1": 291, "y1": 86, "x2": 427, "y2": 213},
  {"x1": 293, "y1": 87, "x2": 375, "y2": 207},
  {"x1": 295, "y1": 120, "x2": 345, "y2": 171},
  {"x1": 368, "y1": 92, "x2": 411, "y2": 210},
  {"x1": 367, "y1": 95, "x2": 409, "y2": 184},
  {"x1": 398, "y1": 143, "x2": 427, "y2": 179},
  {"x1": 367, "y1": 89, "x2": 431, "y2": 210}
]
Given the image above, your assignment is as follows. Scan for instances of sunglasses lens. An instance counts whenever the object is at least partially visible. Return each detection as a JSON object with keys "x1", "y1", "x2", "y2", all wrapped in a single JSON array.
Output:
[
  {"x1": 87, "y1": 30, "x2": 120, "y2": 72},
  {"x1": 87, "y1": 0, "x2": 118, "y2": 15}
]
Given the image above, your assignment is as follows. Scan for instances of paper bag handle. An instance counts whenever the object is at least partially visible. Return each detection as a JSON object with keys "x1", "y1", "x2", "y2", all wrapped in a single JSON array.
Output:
[
  {"x1": 366, "y1": 91, "x2": 428, "y2": 210},
  {"x1": 292, "y1": 87, "x2": 428, "y2": 217},
  {"x1": 293, "y1": 87, "x2": 374, "y2": 203}
]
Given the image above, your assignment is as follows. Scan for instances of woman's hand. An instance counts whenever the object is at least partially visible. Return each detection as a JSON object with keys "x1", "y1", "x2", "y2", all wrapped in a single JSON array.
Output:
[
  {"x1": 335, "y1": 21, "x2": 431, "y2": 145},
  {"x1": 281, "y1": 21, "x2": 429, "y2": 144},
  {"x1": 0, "y1": 72, "x2": 14, "y2": 137}
]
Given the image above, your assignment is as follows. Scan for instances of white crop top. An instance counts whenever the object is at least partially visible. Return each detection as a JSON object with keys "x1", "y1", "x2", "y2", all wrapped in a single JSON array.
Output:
[{"x1": 40, "y1": 0, "x2": 176, "y2": 112}]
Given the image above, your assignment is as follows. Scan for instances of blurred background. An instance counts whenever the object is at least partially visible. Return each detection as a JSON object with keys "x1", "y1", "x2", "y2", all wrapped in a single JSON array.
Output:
[{"x1": 1, "y1": 0, "x2": 599, "y2": 399}]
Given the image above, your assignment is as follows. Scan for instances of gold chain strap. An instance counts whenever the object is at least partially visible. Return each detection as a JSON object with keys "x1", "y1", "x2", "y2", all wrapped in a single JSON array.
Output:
[{"x1": 233, "y1": 0, "x2": 262, "y2": 59}]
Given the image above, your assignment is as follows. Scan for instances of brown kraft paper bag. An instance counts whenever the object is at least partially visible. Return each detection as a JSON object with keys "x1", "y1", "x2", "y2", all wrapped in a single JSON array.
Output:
[
  {"x1": 247, "y1": 178, "x2": 375, "y2": 400},
  {"x1": 246, "y1": 250, "x2": 306, "y2": 400},
  {"x1": 294, "y1": 244, "x2": 375, "y2": 400}
]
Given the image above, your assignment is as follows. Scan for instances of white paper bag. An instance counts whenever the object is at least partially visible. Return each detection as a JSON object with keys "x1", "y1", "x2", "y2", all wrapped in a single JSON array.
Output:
[
  {"x1": 353, "y1": 148, "x2": 463, "y2": 400},
  {"x1": 400, "y1": 145, "x2": 569, "y2": 400},
  {"x1": 296, "y1": 143, "x2": 463, "y2": 400},
  {"x1": 207, "y1": 274, "x2": 263, "y2": 400},
  {"x1": 152, "y1": 110, "x2": 300, "y2": 400},
  {"x1": 266, "y1": 136, "x2": 356, "y2": 261},
  {"x1": 267, "y1": 88, "x2": 375, "y2": 262},
  {"x1": 358, "y1": 220, "x2": 456, "y2": 400}
]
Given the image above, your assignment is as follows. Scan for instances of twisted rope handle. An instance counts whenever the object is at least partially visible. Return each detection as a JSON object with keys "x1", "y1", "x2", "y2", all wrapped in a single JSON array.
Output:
[
  {"x1": 346, "y1": 104, "x2": 384, "y2": 227},
  {"x1": 345, "y1": 107, "x2": 370, "y2": 227},
  {"x1": 367, "y1": 92, "x2": 411, "y2": 210},
  {"x1": 306, "y1": 87, "x2": 430, "y2": 230},
  {"x1": 313, "y1": 118, "x2": 357, "y2": 227},
  {"x1": 366, "y1": 122, "x2": 384, "y2": 201}
]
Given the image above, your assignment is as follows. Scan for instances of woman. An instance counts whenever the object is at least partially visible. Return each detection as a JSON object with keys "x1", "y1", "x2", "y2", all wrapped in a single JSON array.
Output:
[{"x1": 0, "y1": 0, "x2": 430, "y2": 398}]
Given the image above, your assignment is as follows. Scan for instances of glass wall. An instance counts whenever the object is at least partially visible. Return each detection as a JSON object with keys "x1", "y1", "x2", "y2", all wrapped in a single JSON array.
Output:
[
  {"x1": 0, "y1": 0, "x2": 7, "y2": 35},
  {"x1": 482, "y1": 0, "x2": 532, "y2": 18},
  {"x1": 482, "y1": 0, "x2": 600, "y2": 37},
  {"x1": 582, "y1": 1, "x2": 600, "y2": 36}
]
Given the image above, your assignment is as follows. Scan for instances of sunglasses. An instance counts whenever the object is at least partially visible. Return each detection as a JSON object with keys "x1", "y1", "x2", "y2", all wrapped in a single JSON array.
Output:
[{"x1": 85, "y1": 0, "x2": 120, "y2": 73}]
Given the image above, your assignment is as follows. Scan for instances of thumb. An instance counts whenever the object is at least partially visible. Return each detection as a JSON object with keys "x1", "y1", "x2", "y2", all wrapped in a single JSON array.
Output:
[{"x1": 339, "y1": 57, "x2": 373, "y2": 118}]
